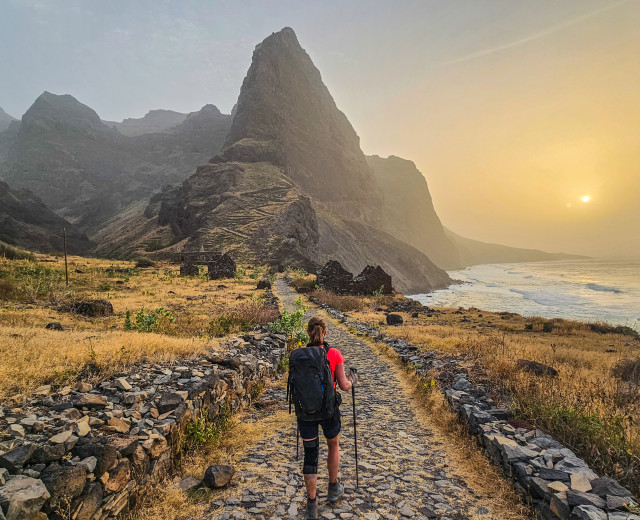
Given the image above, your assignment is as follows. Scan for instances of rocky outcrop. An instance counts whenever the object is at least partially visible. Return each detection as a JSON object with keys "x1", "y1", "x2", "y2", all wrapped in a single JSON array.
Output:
[
  {"x1": 0, "y1": 107, "x2": 17, "y2": 133},
  {"x1": 0, "y1": 180, "x2": 92, "y2": 254},
  {"x1": 0, "y1": 332, "x2": 286, "y2": 520}
]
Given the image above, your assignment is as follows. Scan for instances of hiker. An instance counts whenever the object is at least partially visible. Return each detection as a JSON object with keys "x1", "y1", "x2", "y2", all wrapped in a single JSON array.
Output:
[{"x1": 287, "y1": 316, "x2": 357, "y2": 520}]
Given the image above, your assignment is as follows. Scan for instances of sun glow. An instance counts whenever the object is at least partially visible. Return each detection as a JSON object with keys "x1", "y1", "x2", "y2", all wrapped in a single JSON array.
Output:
[{"x1": 582, "y1": 196, "x2": 591, "y2": 203}]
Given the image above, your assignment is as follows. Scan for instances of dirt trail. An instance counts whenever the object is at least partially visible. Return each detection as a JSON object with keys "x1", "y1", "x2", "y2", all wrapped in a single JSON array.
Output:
[{"x1": 203, "y1": 280, "x2": 515, "y2": 520}]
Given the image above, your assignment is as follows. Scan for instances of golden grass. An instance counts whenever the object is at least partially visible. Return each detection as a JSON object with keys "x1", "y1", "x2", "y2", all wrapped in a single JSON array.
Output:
[
  {"x1": 0, "y1": 327, "x2": 215, "y2": 400},
  {"x1": 0, "y1": 254, "x2": 277, "y2": 399},
  {"x1": 348, "y1": 303, "x2": 640, "y2": 496}
]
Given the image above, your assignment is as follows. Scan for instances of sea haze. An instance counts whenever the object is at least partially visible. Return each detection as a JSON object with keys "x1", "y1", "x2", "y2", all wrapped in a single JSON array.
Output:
[{"x1": 411, "y1": 259, "x2": 640, "y2": 328}]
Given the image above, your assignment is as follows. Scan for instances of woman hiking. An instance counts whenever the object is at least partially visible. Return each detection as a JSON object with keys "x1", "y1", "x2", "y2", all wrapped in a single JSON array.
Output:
[{"x1": 287, "y1": 316, "x2": 356, "y2": 520}]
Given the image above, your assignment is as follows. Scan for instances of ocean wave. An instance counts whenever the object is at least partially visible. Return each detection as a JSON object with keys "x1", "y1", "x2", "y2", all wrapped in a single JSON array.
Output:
[{"x1": 585, "y1": 283, "x2": 622, "y2": 294}]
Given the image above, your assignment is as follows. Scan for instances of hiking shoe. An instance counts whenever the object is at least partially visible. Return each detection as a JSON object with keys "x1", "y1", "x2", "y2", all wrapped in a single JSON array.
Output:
[
  {"x1": 327, "y1": 481, "x2": 344, "y2": 502},
  {"x1": 306, "y1": 496, "x2": 318, "y2": 519}
]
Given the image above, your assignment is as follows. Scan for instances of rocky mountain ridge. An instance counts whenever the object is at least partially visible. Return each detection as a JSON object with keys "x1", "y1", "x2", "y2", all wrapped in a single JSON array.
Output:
[
  {"x1": 0, "y1": 107, "x2": 17, "y2": 132},
  {"x1": 0, "y1": 27, "x2": 577, "y2": 293},
  {"x1": 102, "y1": 109, "x2": 188, "y2": 136},
  {"x1": 0, "y1": 180, "x2": 91, "y2": 254},
  {"x1": 0, "y1": 92, "x2": 231, "y2": 233},
  {"x1": 97, "y1": 28, "x2": 451, "y2": 293}
]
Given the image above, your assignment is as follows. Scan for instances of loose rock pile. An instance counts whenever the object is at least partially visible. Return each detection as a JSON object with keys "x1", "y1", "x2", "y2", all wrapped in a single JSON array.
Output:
[
  {"x1": 0, "y1": 332, "x2": 286, "y2": 520},
  {"x1": 309, "y1": 296, "x2": 640, "y2": 520}
]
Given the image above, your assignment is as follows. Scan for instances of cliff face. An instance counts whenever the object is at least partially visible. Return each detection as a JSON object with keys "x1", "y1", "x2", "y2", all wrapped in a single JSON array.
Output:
[
  {"x1": 0, "y1": 93, "x2": 231, "y2": 232},
  {"x1": 100, "y1": 28, "x2": 451, "y2": 293},
  {"x1": 367, "y1": 154, "x2": 461, "y2": 269},
  {"x1": 222, "y1": 27, "x2": 383, "y2": 224},
  {"x1": 0, "y1": 180, "x2": 91, "y2": 254}
]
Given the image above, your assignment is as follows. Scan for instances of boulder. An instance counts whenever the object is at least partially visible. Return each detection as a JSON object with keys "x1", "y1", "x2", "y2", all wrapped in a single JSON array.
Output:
[
  {"x1": 71, "y1": 438, "x2": 117, "y2": 477},
  {"x1": 566, "y1": 490, "x2": 607, "y2": 509},
  {"x1": 589, "y1": 477, "x2": 633, "y2": 498},
  {"x1": 157, "y1": 392, "x2": 183, "y2": 414},
  {"x1": 71, "y1": 482, "x2": 102, "y2": 520},
  {"x1": 40, "y1": 463, "x2": 87, "y2": 513},
  {"x1": 104, "y1": 460, "x2": 130, "y2": 495},
  {"x1": 569, "y1": 505, "x2": 607, "y2": 520},
  {"x1": 69, "y1": 300, "x2": 114, "y2": 317},
  {"x1": 45, "y1": 322, "x2": 63, "y2": 331},
  {"x1": 203, "y1": 465, "x2": 235, "y2": 489},
  {"x1": 0, "y1": 476, "x2": 50, "y2": 520},
  {"x1": 317, "y1": 260, "x2": 354, "y2": 294},
  {"x1": 0, "y1": 444, "x2": 36, "y2": 473},
  {"x1": 72, "y1": 394, "x2": 108, "y2": 409},
  {"x1": 386, "y1": 314, "x2": 404, "y2": 326},
  {"x1": 31, "y1": 444, "x2": 66, "y2": 465},
  {"x1": 256, "y1": 279, "x2": 271, "y2": 290},
  {"x1": 516, "y1": 359, "x2": 558, "y2": 377},
  {"x1": 353, "y1": 265, "x2": 393, "y2": 295}
]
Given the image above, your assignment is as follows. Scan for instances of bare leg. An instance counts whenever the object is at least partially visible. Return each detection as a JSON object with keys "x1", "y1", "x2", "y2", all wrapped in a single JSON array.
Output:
[
  {"x1": 304, "y1": 474, "x2": 318, "y2": 500},
  {"x1": 327, "y1": 435, "x2": 340, "y2": 483}
]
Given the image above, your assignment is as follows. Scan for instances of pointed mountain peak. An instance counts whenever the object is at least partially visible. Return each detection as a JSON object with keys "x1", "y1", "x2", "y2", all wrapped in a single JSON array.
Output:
[
  {"x1": 24, "y1": 92, "x2": 103, "y2": 129},
  {"x1": 0, "y1": 106, "x2": 17, "y2": 122},
  {"x1": 223, "y1": 27, "x2": 381, "y2": 218}
]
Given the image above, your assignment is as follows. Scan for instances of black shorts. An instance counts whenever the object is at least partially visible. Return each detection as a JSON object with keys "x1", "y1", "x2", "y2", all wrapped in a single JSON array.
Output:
[{"x1": 298, "y1": 407, "x2": 341, "y2": 440}]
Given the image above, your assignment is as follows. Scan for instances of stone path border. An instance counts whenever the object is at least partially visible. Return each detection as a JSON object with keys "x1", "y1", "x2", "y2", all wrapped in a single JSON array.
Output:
[
  {"x1": 308, "y1": 294, "x2": 640, "y2": 520},
  {"x1": 0, "y1": 333, "x2": 286, "y2": 520}
]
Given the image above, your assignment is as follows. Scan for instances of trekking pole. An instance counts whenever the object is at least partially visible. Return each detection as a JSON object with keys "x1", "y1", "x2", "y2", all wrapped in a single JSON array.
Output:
[
  {"x1": 350, "y1": 367, "x2": 359, "y2": 488},
  {"x1": 296, "y1": 423, "x2": 300, "y2": 460}
]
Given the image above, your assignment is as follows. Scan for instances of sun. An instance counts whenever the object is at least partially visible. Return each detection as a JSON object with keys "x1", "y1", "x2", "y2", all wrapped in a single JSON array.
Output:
[{"x1": 582, "y1": 195, "x2": 591, "y2": 203}]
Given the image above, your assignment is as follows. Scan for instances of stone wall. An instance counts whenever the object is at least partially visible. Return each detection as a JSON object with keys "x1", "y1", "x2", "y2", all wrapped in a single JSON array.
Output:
[
  {"x1": 316, "y1": 260, "x2": 393, "y2": 295},
  {"x1": 309, "y1": 296, "x2": 639, "y2": 520},
  {"x1": 0, "y1": 333, "x2": 286, "y2": 520}
]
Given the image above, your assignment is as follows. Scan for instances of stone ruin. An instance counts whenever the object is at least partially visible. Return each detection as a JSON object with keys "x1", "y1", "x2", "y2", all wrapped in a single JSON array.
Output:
[
  {"x1": 317, "y1": 260, "x2": 393, "y2": 295},
  {"x1": 173, "y1": 251, "x2": 236, "y2": 280}
]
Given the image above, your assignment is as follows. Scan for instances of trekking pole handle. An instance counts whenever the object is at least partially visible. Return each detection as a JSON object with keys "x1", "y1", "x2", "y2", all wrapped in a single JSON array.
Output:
[{"x1": 349, "y1": 367, "x2": 358, "y2": 384}]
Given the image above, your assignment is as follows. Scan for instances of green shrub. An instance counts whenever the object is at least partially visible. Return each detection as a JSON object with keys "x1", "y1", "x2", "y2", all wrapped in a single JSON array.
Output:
[
  {"x1": 268, "y1": 297, "x2": 309, "y2": 346},
  {"x1": 590, "y1": 322, "x2": 639, "y2": 338},
  {"x1": 0, "y1": 241, "x2": 36, "y2": 261},
  {"x1": 542, "y1": 321, "x2": 555, "y2": 333},
  {"x1": 124, "y1": 307, "x2": 175, "y2": 333},
  {"x1": 135, "y1": 256, "x2": 155, "y2": 268},
  {"x1": 97, "y1": 281, "x2": 113, "y2": 291},
  {"x1": 0, "y1": 279, "x2": 16, "y2": 300}
]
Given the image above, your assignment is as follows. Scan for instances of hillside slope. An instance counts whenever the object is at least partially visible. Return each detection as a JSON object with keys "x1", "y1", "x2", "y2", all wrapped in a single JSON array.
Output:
[
  {"x1": 0, "y1": 93, "x2": 231, "y2": 232},
  {"x1": 0, "y1": 180, "x2": 91, "y2": 253},
  {"x1": 98, "y1": 28, "x2": 451, "y2": 293}
]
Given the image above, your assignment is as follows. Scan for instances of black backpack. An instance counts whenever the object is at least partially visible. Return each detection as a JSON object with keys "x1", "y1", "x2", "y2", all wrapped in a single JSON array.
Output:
[{"x1": 287, "y1": 344, "x2": 336, "y2": 421}]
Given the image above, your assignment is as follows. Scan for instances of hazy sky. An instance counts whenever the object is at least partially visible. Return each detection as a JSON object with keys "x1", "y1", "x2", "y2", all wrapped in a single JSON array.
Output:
[{"x1": 2, "y1": 0, "x2": 639, "y2": 257}]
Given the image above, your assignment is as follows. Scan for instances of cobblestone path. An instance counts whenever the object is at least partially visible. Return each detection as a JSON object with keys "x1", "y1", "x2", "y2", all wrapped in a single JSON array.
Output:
[{"x1": 206, "y1": 280, "x2": 500, "y2": 520}]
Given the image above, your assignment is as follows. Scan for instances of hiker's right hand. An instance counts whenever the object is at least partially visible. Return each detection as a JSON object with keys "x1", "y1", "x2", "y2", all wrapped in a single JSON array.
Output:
[{"x1": 348, "y1": 372, "x2": 358, "y2": 384}]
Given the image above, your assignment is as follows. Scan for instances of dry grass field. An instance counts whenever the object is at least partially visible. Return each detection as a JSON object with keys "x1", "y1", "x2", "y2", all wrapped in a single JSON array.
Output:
[
  {"x1": 0, "y1": 251, "x2": 279, "y2": 400},
  {"x1": 305, "y1": 282, "x2": 640, "y2": 497}
]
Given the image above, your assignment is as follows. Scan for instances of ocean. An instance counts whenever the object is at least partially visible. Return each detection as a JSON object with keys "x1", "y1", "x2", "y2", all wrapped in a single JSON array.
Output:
[{"x1": 411, "y1": 259, "x2": 640, "y2": 328}]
